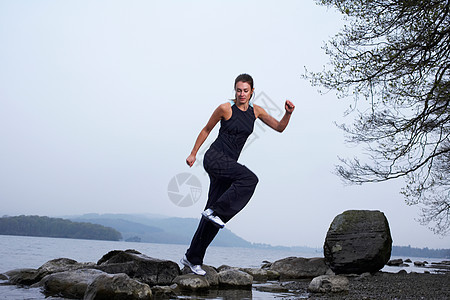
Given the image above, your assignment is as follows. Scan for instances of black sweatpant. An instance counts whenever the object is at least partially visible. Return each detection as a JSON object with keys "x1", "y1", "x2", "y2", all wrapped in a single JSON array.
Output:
[{"x1": 185, "y1": 147, "x2": 258, "y2": 265}]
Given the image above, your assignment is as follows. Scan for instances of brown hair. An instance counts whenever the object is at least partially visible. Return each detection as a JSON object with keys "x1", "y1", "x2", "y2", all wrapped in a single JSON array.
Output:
[{"x1": 234, "y1": 73, "x2": 254, "y2": 90}]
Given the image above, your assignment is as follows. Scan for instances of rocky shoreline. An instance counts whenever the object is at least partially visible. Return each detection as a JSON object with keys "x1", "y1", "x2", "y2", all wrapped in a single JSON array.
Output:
[{"x1": 1, "y1": 249, "x2": 449, "y2": 299}]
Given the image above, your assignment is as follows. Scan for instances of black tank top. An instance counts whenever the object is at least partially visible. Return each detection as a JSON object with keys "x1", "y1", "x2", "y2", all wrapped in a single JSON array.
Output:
[{"x1": 210, "y1": 101, "x2": 256, "y2": 161}]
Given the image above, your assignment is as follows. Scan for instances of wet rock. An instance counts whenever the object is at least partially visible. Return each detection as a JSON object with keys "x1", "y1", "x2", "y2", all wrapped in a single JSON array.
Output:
[
  {"x1": 308, "y1": 275, "x2": 349, "y2": 293},
  {"x1": 97, "y1": 249, "x2": 180, "y2": 286},
  {"x1": 253, "y1": 282, "x2": 289, "y2": 293},
  {"x1": 240, "y1": 267, "x2": 280, "y2": 281},
  {"x1": 414, "y1": 261, "x2": 426, "y2": 267},
  {"x1": 269, "y1": 257, "x2": 330, "y2": 279},
  {"x1": 0, "y1": 273, "x2": 7, "y2": 280},
  {"x1": 216, "y1": 265, "x2": 235, "y2": 272},
  {"x1": 387, "y1": 259, "x2": 403, "y2": 266},
  {"x1": 204, "y1": 265, "x2": 219, "y2": 286},
  {"x1": 181, "y1": 264, "x2": 219, "y2": 286},
  {"x1": 151, "y1": 284, "x2": 178, "y2": 299},
  {"x1": 4, "y1": 268, "x2": 40, "y2": 285},
  {"x1": 324, "y1": 210, "x2": 392, "y2": 274},
  {"x1": 218, "y1": 269, "x2": 253, "y2": 288},
  {"x1": 84, "y1": 273, "x2": 152, "y2": 300},
  {"x1": 173, "y1": 274, "x2": 209, "y2": 291},
  {"x1": 207, "y1": 288, "x2": 253, "y2": 299},
  {"x1": 37, "y1": 258, "x2": 97, "y2": 284},
  {"x1": 39, "y1": 258, "x2": 94, "y2": 274},
  {"x1": 429, "y1": 261, "x2": 450, "y2": 273},
  {"x1": 38, "y1": 269, "x2": 106, "y2": 298},
  {"x1": 5, "y1": 258, "x2": 97, "y2": 286}
]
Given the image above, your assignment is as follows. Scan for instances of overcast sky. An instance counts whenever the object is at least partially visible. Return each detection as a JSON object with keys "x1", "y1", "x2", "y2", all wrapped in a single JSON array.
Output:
[{"x1": 1, "y1": 0, "x2": 448, "y2": 249}]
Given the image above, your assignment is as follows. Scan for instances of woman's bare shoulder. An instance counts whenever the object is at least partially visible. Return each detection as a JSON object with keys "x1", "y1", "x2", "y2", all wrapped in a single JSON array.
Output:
[
  {"x1": 216, "y1": 101, "x2": 232, "y2": 120},
  {"x1": 252, "y1": 104, "x2": 266, "y2": 118}
]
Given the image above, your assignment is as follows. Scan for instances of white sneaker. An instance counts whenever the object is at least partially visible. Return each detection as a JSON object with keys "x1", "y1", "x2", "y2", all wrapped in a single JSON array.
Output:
[
  {"x1": 201, "y1": 209, "x2": 225, "y2": 228},
  {"x1": 180, "y1": 255, "x2": 206, "y2": 276}
]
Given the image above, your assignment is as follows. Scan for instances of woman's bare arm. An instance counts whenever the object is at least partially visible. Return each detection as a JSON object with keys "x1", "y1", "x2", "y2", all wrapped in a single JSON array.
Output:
[
  {"x1": 254, "y1": 100, "x2": 295, "y2": 133},
  {"x1": 186, "y1": 103, "x2": 231, "y2": 167}
]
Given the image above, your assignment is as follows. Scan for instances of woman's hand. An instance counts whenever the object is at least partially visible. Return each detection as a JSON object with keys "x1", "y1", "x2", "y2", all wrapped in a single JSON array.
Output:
[
  {"x1": 285, "y1": 100, "x2": 295, "y2": 114},
  {"x1": 186, "y1": 154, "x2": 196, "y2": 167}
]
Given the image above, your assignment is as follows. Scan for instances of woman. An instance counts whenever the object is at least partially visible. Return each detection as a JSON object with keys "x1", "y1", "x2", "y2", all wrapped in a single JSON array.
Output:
[{"x1": 181, "y1": 74, "x2": 295, "y2": 275}]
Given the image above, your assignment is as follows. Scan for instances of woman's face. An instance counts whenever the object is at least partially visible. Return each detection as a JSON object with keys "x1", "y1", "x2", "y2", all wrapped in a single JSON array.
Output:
[{"x1": 235, "y1": 81, "x2": 253, "y2": 105}]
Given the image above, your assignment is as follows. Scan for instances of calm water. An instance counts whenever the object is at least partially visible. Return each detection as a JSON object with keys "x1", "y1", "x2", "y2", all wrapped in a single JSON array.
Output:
[
  {"x1": 0, "y1": 235, "x2": 318, "y2": 299},
  {"x1": 0, "y1": 235, "x2": 444, "y2": 299},
  {"x1": 0, "y1": 235, "x2": 319, "y2": 272}
]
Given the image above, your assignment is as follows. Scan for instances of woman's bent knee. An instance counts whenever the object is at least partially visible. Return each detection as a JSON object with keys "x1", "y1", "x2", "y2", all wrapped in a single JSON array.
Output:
[{"x1": 249, "y1": 172, "x2": 258, "y2": 187}]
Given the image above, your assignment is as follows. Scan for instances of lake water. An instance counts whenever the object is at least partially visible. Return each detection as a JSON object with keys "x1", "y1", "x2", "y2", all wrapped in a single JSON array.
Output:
[
  {"x1": 0, "y1": 235, "x2": 318, "y2": 299},
  {"x1": 0, "y1": 235, "x2": 445, "y2": 299}
]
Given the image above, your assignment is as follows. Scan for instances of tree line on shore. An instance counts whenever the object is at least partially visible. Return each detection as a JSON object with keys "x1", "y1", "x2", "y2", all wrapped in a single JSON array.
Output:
[
  {"x1": 392, "y1": 245, "x2": 449, "y2": 259},
  {"x1": 0, "y1": 215, "x2": 122, "y2": 241}
]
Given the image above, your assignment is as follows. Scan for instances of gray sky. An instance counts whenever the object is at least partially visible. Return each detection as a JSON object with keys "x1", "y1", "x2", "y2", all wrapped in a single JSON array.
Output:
[{"x1": 1, "y1": 0, "x2": 448, "y2": 249}]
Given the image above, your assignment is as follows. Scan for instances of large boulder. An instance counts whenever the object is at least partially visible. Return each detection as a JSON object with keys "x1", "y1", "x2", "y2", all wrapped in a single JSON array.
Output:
[
  {"x1": 269, "y1": 257, "x2": 330, "y2": 279},
  {"x1": 96, "y1": 249, "x2": 180, "y2": 286},
  {"x1": 84, "y1": 273, "x2": 152, "y2": 300},
  {"x1": 324, "y1": 210, "x2": 392, "y2": 274}
]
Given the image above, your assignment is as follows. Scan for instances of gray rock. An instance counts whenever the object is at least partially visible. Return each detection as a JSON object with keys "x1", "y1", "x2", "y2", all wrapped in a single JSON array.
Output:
[
  {"x1": 96, "y1": 249, "x2": 180, "y2": 286},
  {"x1": 37, "y1": 258, "x2": 97, "y2": 284},
  {"x1": 308, "y1": 275, "x2": 349, "y2": 293},
  {"x1": 0, "y1": 273, "x2": 7, "y2": 280},
  {"x1": 204, "y1": 265, "x2": 219, "y2": 286},
  {"x1": 239, "y1": 267, "x2": 280, "y2": 281},
  {"x1": 387, "y1": 259, "x2": 403, "y2": 266},
  {"x1": 269, "y1": 257, "x2": 330, "y2": 279},
  {"x1": 5, "y1": 268, "x2": 40, "y2": 285},
  {"x1": 151, "y1": 285, "x2": 178, "y2": 299},
  {"x1": 324, "y1": 210, "x2": 392, "y2": 274},
  {"x1": 38, "y1": 269, "x2": 106, "y2": 298},
  {"x1": 216, "y1": 265, "x2": 235, "y2": 272},
  {"x1": 84, "y1": 273, "x2": 152, "y2": 300},
  {"x1": 354, "y1": 272, "x2": 372, "y2": 281},
  {"x1": 218, "y1": 269, "x2": 253, "y2": 288},
  {"x1": 5, "y1": 258, "x2": 96, "y2": 286},
  {"x1": 253, "y1": 282, "x2": 289, "y2": 293},
  {"x1": 414, "y1": 261, "x2": 426, "y2": 267},
  {"x1": 173, "y1": 274, "x2": 210, "y2": 291},
  {"x1": 38, "y1": 258, "x2": 93, "y2": 274},
  {"x1": 207, "y1": 288, "x2": 253, "y2": 299},
  {"x1": 181, "y1": 264, "x2": 219, "y2": 286}
]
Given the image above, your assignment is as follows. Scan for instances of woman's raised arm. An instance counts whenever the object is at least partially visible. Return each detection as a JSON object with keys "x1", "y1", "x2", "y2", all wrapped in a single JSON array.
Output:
[{"x1": 254, "y1": 100, "x2": 295, "y2": 133}]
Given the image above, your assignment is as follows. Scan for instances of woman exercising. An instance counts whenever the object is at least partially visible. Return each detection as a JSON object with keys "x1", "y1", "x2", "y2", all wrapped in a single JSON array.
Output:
[{"x1": 181, "y1": 74, "x2": 295, "y2": 275}]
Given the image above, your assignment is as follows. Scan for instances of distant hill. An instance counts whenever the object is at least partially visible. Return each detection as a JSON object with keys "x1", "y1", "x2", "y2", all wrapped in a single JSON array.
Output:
[
  {"x1": 0, "y1": 215, "x2": 122, "y2": 241},
  {"x1": 69, "y1": 213, "x2": 252, "y2": 248}
]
